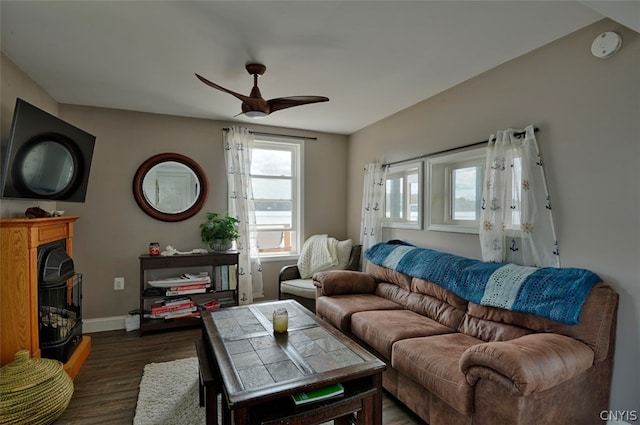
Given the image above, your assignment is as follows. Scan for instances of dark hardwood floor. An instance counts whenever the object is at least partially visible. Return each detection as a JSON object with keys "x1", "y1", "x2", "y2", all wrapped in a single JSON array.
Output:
[{"x1": 55, "y1": 328, "x2": 425, "y2": 424}]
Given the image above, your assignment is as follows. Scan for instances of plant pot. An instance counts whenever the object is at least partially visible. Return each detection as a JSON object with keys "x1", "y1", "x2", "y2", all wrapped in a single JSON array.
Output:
[{"x1": 209, "y1": 239, "x2": 232, "y2": 252}]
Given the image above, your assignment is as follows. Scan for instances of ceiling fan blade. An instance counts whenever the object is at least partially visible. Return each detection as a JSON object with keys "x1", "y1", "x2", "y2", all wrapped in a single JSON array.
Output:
[
  {"x1": 267, "y1": 96, "x2": 329, "y2": 113},
  {"x1": 197, "y1": 64, "x2": 329, "y2": 118},
  {"x1": 195, "y1": 73, "x2": 252, "y2": 103}
]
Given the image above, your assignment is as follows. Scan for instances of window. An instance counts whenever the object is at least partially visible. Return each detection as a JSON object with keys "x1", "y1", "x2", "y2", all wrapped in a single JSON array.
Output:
[
  {"x1": 427, "y1": 147, "x2": 486, "y2": 234},
  {"x1": 250, "y1": 139, "x2": 302, "y2": 257},
  {"x1": 384, "y1": 161, "x2": 423, "y2": 229}
]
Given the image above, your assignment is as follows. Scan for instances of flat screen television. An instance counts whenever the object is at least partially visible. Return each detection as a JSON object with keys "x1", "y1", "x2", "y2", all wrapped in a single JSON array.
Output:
[{"x1": 0, "y1": 98, "x2": 96, "y2": 202}]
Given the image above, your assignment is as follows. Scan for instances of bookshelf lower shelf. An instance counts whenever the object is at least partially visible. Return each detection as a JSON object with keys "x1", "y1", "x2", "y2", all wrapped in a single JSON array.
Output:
[
  {"x1": 139, "y1": 291, "x2": 237, "y2": 334},
  {"x1": 140, "y1": 317, "x2": 202, "y2": 333},
  {"x1": 139, "y1": 253, "x2": 239, "y2": 336}
]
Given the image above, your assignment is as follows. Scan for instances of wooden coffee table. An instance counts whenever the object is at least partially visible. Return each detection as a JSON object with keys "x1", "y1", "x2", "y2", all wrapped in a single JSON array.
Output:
[{"x1": 201, "y1": 300, "x2": 386, "y2": 425}]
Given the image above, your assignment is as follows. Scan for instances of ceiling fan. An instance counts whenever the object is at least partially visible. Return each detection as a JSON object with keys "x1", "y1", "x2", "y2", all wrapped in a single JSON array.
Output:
[{"x1": 195, "y1": 63, "x2": 329, "y2": 118}]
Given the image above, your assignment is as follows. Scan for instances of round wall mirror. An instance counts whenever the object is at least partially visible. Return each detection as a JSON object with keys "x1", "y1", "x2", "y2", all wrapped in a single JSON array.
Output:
[{"x1": 133, "y1": 153, "x2": 208, "y2": 222}]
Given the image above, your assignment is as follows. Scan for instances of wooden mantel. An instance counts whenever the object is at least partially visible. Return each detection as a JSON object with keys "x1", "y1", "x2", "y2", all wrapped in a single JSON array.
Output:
[{"x1": 0, "y1": 216, "x2": 91, "y2": 379}]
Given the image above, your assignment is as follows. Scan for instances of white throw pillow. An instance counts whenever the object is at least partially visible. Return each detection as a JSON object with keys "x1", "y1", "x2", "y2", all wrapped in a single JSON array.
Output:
[
  {"x1": 336, "y1": 239, "x2": 354, "y2": 268},
  {"x1": 324, "y1": 239, "x2": 353, "y2": 271}
]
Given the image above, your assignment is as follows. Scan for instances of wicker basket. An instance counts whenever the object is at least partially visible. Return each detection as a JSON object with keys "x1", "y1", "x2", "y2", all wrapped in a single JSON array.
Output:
[{"x1": 0, "y1": 350, "x2": 74, "y2": 425}]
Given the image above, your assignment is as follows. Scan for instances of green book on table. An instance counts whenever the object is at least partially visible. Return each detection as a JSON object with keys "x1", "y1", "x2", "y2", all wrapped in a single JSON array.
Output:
[{"x1": 292, "y1": 383, "x2": 344, "y2": 405}]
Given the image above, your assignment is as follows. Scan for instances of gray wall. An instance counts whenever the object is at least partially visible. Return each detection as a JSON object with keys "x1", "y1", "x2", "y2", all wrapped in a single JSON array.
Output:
[
  {"x1": 0, "y1": 53, "x2": 349, "y2": 318},
  {"x1": 347, "y1": 19, "x2": 639, "y2": 416}
]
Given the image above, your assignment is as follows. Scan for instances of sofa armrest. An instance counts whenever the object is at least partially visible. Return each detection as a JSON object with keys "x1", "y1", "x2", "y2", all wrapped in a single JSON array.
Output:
[
  {"x1": 313, "y1": 270, "x2": 376, "y2": 296},
  {"x1": 460, "y1": 333, "x2": 594, "y2": 396},
  {"x1": 279, "y1": 265, "x2": 302, "y2": 282}
]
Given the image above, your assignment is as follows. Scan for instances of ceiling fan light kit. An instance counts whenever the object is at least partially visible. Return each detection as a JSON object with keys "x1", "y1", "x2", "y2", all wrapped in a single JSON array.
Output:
[
  {"x1": 244, "y1": 110, "x2": 267, "y2": 119},
  {"x1": 196, "y1": 63, "x2": 329, "y2": 118}
]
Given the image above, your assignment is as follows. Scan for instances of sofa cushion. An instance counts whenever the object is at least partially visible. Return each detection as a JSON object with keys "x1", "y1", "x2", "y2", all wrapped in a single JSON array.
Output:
[
  {"x1": 459, "y1": 283, "x2": 618, "y2": 361},
  {"x1": 366, "y1": 262, "x2": 413, "y2": 291},
  {"x1": 351, "y1": 310, "x2": 454, "y2": 360},
  {"x1": 392, "y1": 333, "x2": 483, "y2": 416},
  {"x1": 458, "y1": 311, "x2": 533, "y2": 342},
  {"x1": 280, "y1": 278, "x2": 316, "y2": 298},
  {"x1": 316, "y1": 294, "x2": 404, "y2": 333},
  {"x1": 314, "y1": 270, "x2": 377, "y2": 296},
  {"x1": 374, "y1": 282, "x2": 412, "y2": 307},
  {"x1": 411, "y1": 277, "x2": 468, "y2": 311},
  {"x1": 405, "y1": 292, "x2": 467, "y2": 330}
]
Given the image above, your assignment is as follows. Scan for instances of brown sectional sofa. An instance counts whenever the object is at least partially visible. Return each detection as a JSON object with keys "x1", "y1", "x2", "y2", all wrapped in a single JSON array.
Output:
[{"x1": 313, "y1": 260, "x2": 619, "y2": 425}]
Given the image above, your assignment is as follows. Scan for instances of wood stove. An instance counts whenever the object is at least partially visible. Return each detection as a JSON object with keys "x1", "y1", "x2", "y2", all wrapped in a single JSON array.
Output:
[{"x1": 37, "y1": 240, "x2": 83, "y2": 363}]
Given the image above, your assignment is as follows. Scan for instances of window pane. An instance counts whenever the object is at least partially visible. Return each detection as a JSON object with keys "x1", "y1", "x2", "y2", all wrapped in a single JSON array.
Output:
[
  {"x1": 255, "y1": 203, "x2": 292, "y2": 228},
  {"x1": 252, "y1": 178, "x2": 291, "y2": 200},
  {"x1": 408, "y1": 173, "x2": 419, "y2": 222},
  {"x1": 251, "y1": 148, "x2": 291, "y2": 176},
  {"x1": 452, "y1": 166, "x2": 480, "y2": 221},
  {"x1": 385, "y1": 176, "x2": 404, "y2": 219},
  {"x1": 257, "y1": 230, "x2": 285, "y2": 251}
]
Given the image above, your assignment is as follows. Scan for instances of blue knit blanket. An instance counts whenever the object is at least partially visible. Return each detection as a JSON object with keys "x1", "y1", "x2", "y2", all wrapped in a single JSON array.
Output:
[{"x1": 364, "y1": 242, "x2": 600, "y2": 325}]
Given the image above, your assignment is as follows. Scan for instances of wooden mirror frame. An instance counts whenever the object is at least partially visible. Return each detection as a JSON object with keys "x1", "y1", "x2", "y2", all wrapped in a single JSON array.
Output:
[{"x1": 132, "y1": 152, "x2": 209, "y2": 222}]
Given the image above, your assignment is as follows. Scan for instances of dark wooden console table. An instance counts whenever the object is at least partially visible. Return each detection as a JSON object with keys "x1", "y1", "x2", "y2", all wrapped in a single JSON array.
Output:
[{"x1": 201, "y1": 299, "x2": 385, "y2": 425}]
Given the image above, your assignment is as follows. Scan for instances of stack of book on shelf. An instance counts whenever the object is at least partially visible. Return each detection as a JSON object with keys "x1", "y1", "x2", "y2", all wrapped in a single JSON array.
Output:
[
  {"x1": 148, "y1": 272, "x2": 212, "y2": 296},
  {"x1": 147, "y1": 297, "x2": 198, "y2": 320}
]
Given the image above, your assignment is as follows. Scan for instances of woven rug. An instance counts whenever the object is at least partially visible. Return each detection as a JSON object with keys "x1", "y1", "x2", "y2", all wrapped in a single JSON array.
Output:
[
  {"x1": 132, "y1": 357, "x2": 362, "y2": 425},
  {"x1": 133, "y1": 357, "x2": 205, "y2": 425}
]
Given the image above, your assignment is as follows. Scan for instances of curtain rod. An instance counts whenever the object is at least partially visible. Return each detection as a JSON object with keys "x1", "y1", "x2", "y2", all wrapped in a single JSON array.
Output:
[
  {"x1": 382, "y1": 127, "x2": 539, "y2": 168},
  {"x1": 222, "y1": 127, "x2": 317, "y2": 141}
]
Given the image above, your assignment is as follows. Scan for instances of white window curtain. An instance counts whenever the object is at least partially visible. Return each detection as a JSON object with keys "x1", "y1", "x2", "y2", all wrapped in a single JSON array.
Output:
[
  {"x1": 223, "y1": 126, "x2": 263, "y2": 304},
  {"x1": 479, "y1": 125, "x2": 559, "y2": 267},
  {"x1": 360, "y1": 162, "x2": 388, "y2": 253}
]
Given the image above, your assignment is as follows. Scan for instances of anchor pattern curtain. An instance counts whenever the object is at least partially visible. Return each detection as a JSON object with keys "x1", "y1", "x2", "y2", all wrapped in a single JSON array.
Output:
[
  {"x1": 223, "y1": 126, "x2": 263, "y2": 304},
  {"x1": 360, "y1": 162, "x2": 388, "y2": 253},
  {"x1": 479, "y1": 125, "x2": 559, "y2": 267}
]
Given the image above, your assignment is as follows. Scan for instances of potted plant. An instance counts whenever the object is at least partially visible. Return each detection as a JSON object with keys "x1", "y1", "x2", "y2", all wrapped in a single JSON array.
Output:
[{"x1": 200, "y1": 212, "x2": 239, "y2": 251}]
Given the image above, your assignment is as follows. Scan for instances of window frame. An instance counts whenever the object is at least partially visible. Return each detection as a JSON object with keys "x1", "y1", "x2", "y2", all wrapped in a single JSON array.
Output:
[
  {"x1": 249, "y1": 137, "x2": 303, "y2": 259},
  {"x1": 427, "y1": 147, "x2": 486, "y2": 234},
  {"x1": 383, "y1": 161, "x2": 423, "y2": 230}
]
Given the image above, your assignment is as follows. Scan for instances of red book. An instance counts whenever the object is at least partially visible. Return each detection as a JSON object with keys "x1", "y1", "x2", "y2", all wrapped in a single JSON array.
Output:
[{"x1": 151, "y1": 301, "x2": 194, "y2": 314}]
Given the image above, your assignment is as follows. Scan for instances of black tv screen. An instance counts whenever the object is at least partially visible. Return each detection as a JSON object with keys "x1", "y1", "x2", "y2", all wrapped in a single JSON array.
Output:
[{"x1": 0, "y1": 99, "x2": 96, "y2": 202}]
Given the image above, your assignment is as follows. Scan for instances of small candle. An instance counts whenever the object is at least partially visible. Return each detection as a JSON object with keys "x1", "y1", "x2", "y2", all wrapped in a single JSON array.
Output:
[
  {"x1": 273, "y1": 308, "x2": 288, "y2": 333},
  {"x1": 149, "y1": 242, "x2": 160, "y2": 256}
]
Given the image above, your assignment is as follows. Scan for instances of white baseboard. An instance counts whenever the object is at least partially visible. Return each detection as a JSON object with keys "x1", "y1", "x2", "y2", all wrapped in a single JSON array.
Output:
[{"x1": 83, "y1": 316, "x2": 126, "y2": 333}]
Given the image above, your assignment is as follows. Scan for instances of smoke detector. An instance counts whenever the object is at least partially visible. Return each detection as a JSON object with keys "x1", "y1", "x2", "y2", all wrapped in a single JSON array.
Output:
[{"x1": 591, "y1": 31, "x2": 622, "y2": 59}]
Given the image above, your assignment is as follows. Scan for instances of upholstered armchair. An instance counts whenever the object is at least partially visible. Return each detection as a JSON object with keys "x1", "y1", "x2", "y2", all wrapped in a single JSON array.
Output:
[{"x1": 278, "y1": 241, "x2": 361, "y2": 313}]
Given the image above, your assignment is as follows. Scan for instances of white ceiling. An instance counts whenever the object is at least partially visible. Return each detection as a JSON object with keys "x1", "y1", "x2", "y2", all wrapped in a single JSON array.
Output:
[{"x1": 1, "y1": 1, "x2": 637, "y2": 135}]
